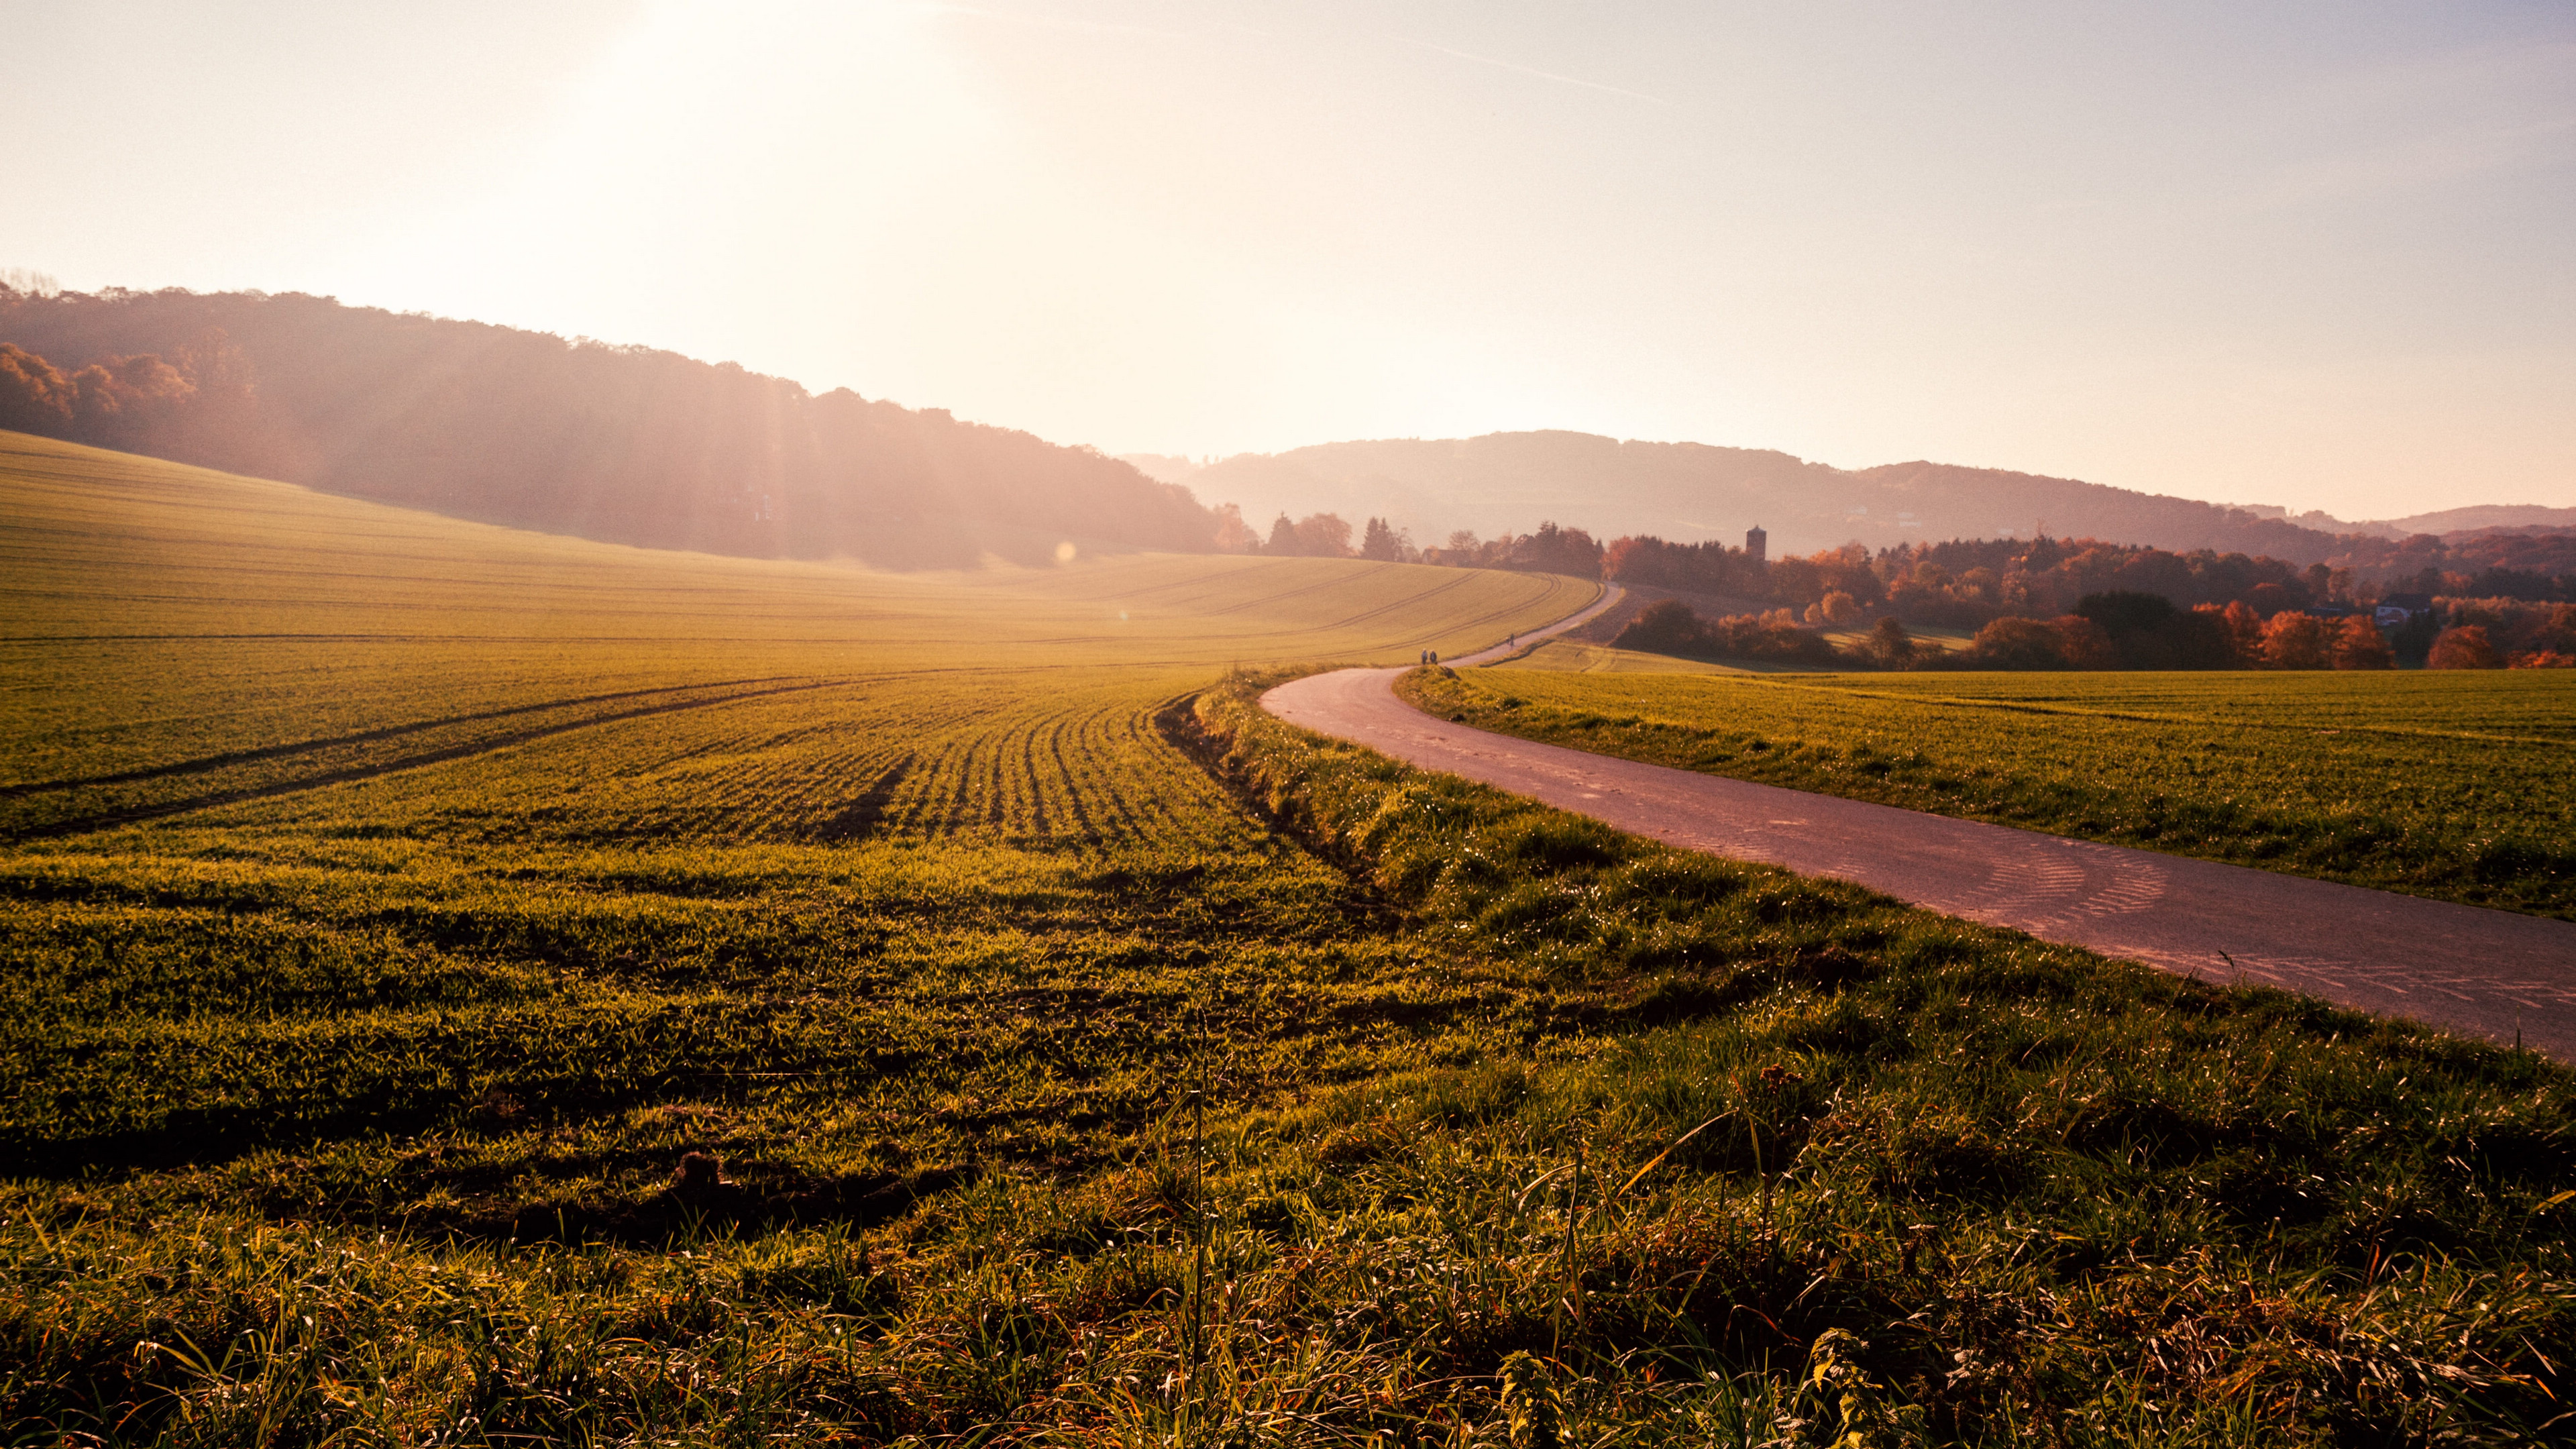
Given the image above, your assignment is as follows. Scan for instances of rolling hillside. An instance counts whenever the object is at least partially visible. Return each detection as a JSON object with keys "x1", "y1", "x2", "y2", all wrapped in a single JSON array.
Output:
[
  {"x1": 1155, "y1": 431, "x2": 2367, "y2": 560},
  {"x1": 0, "y1": 286, "x2": 1215, "y2": 568},
  {"x1": 1, "y1": 428, "x2": 1583, "y2": 828},
  {"x1": 2357, "y1": 503, "x2": 2576, "y2": 537}
]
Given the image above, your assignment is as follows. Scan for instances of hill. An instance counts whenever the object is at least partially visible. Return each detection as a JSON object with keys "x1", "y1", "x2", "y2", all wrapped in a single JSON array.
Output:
[
  {"x1": 0, "y1": 428, "x2": 1589, "y2": 826},
  {"x1": 0, "y1": 286, "x2": 1216, "y2": 568},
  {"x1": 2359, "y1": 503, "x2": 2576, "y2": 538},
  {"x1": 1175, "y1": 431, "x2": 2369, "y2": 561}
]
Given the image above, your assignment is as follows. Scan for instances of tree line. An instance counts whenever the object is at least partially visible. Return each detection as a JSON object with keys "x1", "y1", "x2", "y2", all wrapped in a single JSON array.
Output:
[
  {"x1": 1215, "y1": 499, "x2": 2571, "y2": 671},
  {"x1": 1498, "y1": 527, "x2": 2574, "y2": 670},
  {"x1": 1411, "y1": 524, "x2": 2574, "y2": 623},
  {"x1": 1230, "y1": 513, "x2": 1609, "y2": 574},
  {"x1": 1617, "y1": 591, "x2": 2573, "y2": 672}
]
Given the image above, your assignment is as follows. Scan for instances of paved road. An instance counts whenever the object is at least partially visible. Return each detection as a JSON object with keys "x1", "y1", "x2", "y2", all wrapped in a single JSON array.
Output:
[{"x1": 1266, "y1": 623, "x2": 2576, "y2": 1058}]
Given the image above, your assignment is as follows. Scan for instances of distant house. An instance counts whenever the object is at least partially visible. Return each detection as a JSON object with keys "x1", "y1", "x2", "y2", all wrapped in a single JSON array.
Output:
[
  {"x1": 2375, "y1": 592, "x2": 2434, "y2": 628},
  {"x1": 2304, "y1": 603, "x2": 2354, "y2": 620},
  {"x1": 1746, "y1": 525, "x2": 1767, "y2": 564}
]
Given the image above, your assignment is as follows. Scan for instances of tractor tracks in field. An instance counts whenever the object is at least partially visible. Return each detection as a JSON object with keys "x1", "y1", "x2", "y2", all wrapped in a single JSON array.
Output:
[
  {"x1": 9, "y1": 680, "x2": 853, "y2": 841},
  {"x1": 3, "y1": 676, "x2": 818, "y2": 801}
]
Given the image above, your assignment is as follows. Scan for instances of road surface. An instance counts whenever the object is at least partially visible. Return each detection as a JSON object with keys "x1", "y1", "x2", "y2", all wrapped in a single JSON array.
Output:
[{"x1": 1266, "y1": 609, "x2": 2576, "y2": 1057}]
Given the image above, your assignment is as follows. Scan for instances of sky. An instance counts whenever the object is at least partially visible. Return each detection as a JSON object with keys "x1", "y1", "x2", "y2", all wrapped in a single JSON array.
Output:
[{"x1": 4, "y1": 0, "x2": 2571, "y2": 520}]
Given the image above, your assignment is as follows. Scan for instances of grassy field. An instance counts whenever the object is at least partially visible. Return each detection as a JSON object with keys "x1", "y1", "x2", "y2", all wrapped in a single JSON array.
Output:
[
  {"x1": 1818, "y1": 623, "x2": 1976, "y2": 657},
  {"x1": 1400, "y1": 665, "x2": 2576, "y2": 919},
  {"x1": 1505, "y1": 639, "x2": 1741, "y2": 675},
  {"x1": 2, "y1": 431, "x2": 1588, "y2": 835},
  {"x1": 5, "y1": 433, "x2": 2573, "y2": 1444}
]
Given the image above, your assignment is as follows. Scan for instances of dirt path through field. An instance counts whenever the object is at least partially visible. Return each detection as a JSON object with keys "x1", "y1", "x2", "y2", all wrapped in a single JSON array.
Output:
[{"x1": 1266, "y1": 614, "x2": 2576, "y2": 1058}]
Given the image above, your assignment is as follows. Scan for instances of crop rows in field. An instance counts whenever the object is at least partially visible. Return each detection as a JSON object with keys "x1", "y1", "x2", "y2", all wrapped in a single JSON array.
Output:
[
  {"x1": 0, "y1": 661, "x2": 1488, "y2": 1200},
  {"x1": 119, "y1": 669, "x2": 1258, "y2": 853},
  {"x1": 4, "y1": 431, "x2": 1598, "y2": 853},
  {"x1": 1407, "y1": 664, "x2": 2576, "y2": 917},
  {"x1": 0, "y1": 672, "x2": 863, "y2": 839},
  {"x1": 0, "y1": 635, "x2": 824, "y2": 789}
]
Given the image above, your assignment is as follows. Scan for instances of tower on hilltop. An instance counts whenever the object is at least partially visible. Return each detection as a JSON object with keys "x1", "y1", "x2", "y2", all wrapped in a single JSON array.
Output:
[{"x1": 1746, "y1": 525, "x2": 1767, "y2": 564}]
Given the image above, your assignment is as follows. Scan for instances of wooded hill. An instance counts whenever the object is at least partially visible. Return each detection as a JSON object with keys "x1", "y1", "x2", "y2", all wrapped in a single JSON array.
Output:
[
  {"x1": 1155, "y1": 431, "x2": 2385, "y2": 564},
  {"x1": 0, "y1": 286, "x2": 1217, "y2": 568}
]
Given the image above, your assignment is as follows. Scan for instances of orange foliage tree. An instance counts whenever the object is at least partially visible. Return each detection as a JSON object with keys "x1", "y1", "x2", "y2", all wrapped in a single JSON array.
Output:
[
  {"x1": 2428, "y1": 625, "x2": 2500, "y2": 669},
  {"x1": 2258, "y1": 612, "x2": 2330, "y2": 669},
  {"x1": 1966, "y1": 616, "x2": 2070, "y2": 668},
  {"x1": 2330, "y1": 616, "x2": 2395, "y2": 669},
  {"x1": 2051, "y1": 614, "x2": 2119, "y2": 669},
  {"x1": 2219, "y1": 600, "x2": 2264, "y2": 663},
  {"x1": 0, "y1": 343, "x2": 74, "y2": 433}
]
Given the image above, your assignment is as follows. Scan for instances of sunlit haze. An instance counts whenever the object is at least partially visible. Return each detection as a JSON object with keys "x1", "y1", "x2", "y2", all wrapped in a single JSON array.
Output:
[{"x1": 7, "y1": 1, "x2": 2571, "y2": 518}]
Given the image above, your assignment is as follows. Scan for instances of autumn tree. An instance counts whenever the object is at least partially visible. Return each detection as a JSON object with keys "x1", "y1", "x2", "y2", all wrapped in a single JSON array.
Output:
[
  {"x1": 2052, "y1": 614, "x2": 2119, "y2": 669},
  {"x1": 2259, "y1": 612, "x2": 2330, "y2": 669},
  {"x1": 1210, "y1": 503, "x2": 1257, "y2": 553},
  {"x1": 2330, "y1": 616, "x2": 2395, "y2": 669},
  {"x1": 70, "y1": 353, "x2": 194, "y2": 450},
  {"x1": 2428, "y1": 625, "x2": 2500, "y2": 669},
  {"x1": 2219, "y1": 600, "x2": 2264, "y2": 664},
  {"x1": 0, "y1": 341, "x2": 197, "y2": 453},
  {"x1": 1807, "y1": 590, "x2": 1863, "y2": 626},
  {"x1": 1265, "y1": 513, "x2": 1297, "y2": 555},
  {"x1": 1293, "y1": 513, "x2": 1354, "y2": 557},
  {"x1": 0, "y1": 344, "x2": 73, "y2": 433},
  {"x1": 1968, "y1": 616, "x2": 2069, "y2": 669}
]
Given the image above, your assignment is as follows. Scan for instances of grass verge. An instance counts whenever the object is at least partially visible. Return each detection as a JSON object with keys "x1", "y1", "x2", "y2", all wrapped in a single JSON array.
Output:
[{"x1": 1398, "y1": 664, "x2": 2576, "y2": 918}]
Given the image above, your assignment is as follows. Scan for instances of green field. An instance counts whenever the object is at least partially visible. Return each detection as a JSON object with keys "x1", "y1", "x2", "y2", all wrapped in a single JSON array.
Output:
[
  {"x1": 1505, "y1": 639, "x2": 1742, "y2": 675},
  {"x1": 0, "y1": 429, "x2": 1593, "y2": 1167},
  {"x1": 1401, "y1": 663, "x2": 2576, "y2": 918},
  {"x1": 6, "y1": 433, "x2": 2574, "y2": 1444},
  {"x1": 2, "y1": 431, "x2": 1589, "y2": 835}
]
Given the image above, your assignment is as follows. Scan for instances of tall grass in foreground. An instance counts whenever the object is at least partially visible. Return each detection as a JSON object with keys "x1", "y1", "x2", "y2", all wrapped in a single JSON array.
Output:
[
  {"x1": 1182, "y1": 669, "x2": 2576, "y2": 1443},
  {"x1": 3, "y1": 668, "x2": 2571, "y2": 1444}
]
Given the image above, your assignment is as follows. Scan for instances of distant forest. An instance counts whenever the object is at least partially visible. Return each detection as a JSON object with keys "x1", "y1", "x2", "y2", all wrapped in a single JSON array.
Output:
[
  {"x1": 1230, "y1": 500, "x2": 2571, "y2": 672},
  {"x1": 1609, "y1": 531, "x2": 2574, "y2": 621},
  {"x1": 1619, "y1": 591, "x2": 2575, "y2": 673},
  {"x1": 1220, "y1": 500, "x2": 2573, "y2": 627},
  {"x1": 0, "y1": 286, "x2": 1216, "y2": 568}
]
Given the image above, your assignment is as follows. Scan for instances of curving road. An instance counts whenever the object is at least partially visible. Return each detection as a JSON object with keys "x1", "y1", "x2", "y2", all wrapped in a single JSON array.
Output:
[{"x1": 1267, "y1": 593, "x2": 2576, "y2": 1059}]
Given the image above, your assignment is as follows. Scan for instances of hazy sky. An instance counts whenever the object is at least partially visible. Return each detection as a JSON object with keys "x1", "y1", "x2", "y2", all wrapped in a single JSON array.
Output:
[{"x1": 6, "y1": 1, "x2": 2571, "y2": 518}]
